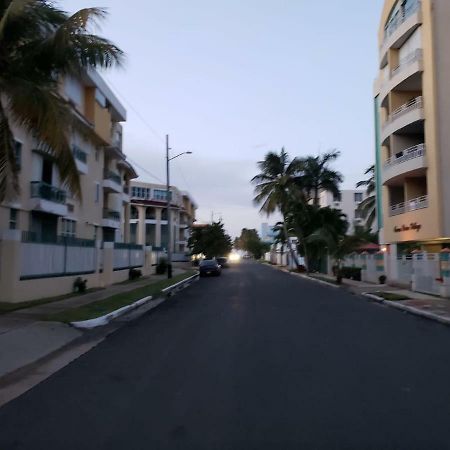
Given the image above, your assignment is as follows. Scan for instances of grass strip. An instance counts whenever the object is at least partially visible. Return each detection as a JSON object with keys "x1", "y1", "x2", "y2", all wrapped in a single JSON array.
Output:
[
  {"x1": 371, "y1": 291, "x2": 410, "y2": 301},
  {"x1": 0, "y1": 288, "x2": 104, "y2": 315},
  {"x1": 45, "y1": 271, "x2": 198, "y2": 323}
]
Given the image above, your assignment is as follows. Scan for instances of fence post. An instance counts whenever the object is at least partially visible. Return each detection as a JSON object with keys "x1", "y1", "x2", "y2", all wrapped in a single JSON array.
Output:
[
  {"x1": 143, "y1": 246, "x2": 153, "y2": 276},
  {"x1": 101, "y1": 242, "x2": 114, "y2": 287},
  {"x1": 361, "y1": 252, "x2": 368, "y2": 282},
  {"x1": 375, "y1": 251, "x2": 386, "y2": 284},
  {"x1": 411, "y1": 250, "x2": 423, "y2": 293},
  {"x1": 0, "y1": 230, "x2": 22, "y2": 303}
]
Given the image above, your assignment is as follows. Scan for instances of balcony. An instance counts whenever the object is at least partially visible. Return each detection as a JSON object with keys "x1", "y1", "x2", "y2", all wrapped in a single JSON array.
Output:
[
  {"x1": 103, "y1": 169, "x2": 123, "y2": 193},
  {"x1": 30, "y1": 181, "x2": 68, "y2": 216},
  {"x1": 102, "y1": 208, "x2": 121, "y2": 229},
  {"x1": 73, "y1": 145, "x2": 88, "y2": 174},
  {"x1": 381, "y1": 96, "x2": 424, "y2": 143},
  {"x1": 383, "y1": 144, "x2": 427, "y2": 184},
  {"x1": 380, "y1": 1, "x2": 422, "y2": 66},
  {"x1": 389, "y1": 195, "x2": 428, "y2": 217},
  {"x1": 380, "y1": 49, "x2": 423, "y2": 103}
]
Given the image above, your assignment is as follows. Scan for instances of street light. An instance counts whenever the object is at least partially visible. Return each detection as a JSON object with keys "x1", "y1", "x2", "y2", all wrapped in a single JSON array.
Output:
[{"x1": 166, "y1": 134, "x2": 192, "y2": 279}]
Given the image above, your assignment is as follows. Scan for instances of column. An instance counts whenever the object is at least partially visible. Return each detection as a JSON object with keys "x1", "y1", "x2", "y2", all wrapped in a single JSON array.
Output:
[
  {"x1": 101, "y1": 242, "x2": 114, "y2": 287},
  {"x1": 123, "y1": 203, "x2": 131, "y2": 243},
  {"x1": 386, "y1": 243, "x2": 399, "y2": 284},
  {"x1": 137, "y1": 205, "x2": 146, "y2": 246},
  {"x1": 155, "y1": 208, "x2": 162, "y2": 247}
]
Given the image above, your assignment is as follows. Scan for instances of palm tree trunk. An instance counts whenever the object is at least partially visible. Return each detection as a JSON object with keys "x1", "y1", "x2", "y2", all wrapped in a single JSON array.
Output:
[{"x1": 282, "y1": 218, "x2": 299, "y2": 269}]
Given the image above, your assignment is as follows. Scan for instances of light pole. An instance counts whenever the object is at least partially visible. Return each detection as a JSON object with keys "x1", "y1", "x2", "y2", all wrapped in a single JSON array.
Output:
[{"x1": 166, "y1": 134, "x2": 192, "y2": 279}]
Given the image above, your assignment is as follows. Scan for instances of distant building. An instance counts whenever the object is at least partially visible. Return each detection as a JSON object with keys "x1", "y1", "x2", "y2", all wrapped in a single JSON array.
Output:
[
  {"x1": 129, "y1": 181, "x2": 197, "y2": 255},
  {"x1": 261, "y1": 223, "x2": 276, "y2": 243},
  {"x1": 319, "y1": 190, "x2": 367, "y2": 234}
]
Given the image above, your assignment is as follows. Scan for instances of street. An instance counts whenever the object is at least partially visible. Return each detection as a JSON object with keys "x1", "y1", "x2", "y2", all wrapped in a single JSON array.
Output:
[{"x1": 2, "y1": 261, "x2": 450, "y2": 449}]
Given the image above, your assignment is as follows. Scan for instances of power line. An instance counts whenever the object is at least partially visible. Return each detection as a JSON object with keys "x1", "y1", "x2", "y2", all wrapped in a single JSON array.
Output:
[
  {"x1": 126, "y1": 156, "x2": 165, "y2": 184},
  {"x1": 102, "y1": 75, "x2": 166, "y2": 146}
]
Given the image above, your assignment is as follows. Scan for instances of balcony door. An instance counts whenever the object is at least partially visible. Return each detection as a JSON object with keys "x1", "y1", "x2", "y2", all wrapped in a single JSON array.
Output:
[{"x1": 42, "y1": 158, "x2": 53, "y2": 185}]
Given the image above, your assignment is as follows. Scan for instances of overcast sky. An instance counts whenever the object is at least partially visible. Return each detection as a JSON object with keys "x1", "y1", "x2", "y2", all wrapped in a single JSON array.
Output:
[{"x1": 64, "y1": 0, "x2": 385, "y2": 237}]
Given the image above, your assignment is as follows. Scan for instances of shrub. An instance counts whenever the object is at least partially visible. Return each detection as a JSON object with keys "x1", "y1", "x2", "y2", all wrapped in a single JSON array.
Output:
[
  {"x1": 379, "y1": 275, "x2": 387, "y2": 285},
  {"x1": 340, "y1": 267, "x2": 362, "y2": 281},
  {"x1": 73, "y1": 277, "x2": 87, "y2": 293},
  {"x1": 156, "y1": 258, "x2": 168, "y2": 275},
  {"x1": 129, "y1": 268, "x2": 142, "y2": 281}
]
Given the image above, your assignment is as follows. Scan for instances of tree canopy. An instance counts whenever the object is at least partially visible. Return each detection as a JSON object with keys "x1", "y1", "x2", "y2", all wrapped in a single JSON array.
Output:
[{"x1": 188, "y1": 222, "x2": 232, "y2": 259}]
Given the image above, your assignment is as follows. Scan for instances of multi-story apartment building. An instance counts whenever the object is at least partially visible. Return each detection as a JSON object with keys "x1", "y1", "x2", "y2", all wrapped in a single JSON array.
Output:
[
  {"x1": 0, "y1": 70, "x2": 137, "y2": 243},
  {"x1": 319, "y1": 190, "x2": 367, "y2": 234},
  {"x1": 129, "y1": 181, "x2": 197, "y2": 255},
  {"x1": 374, "y1": 0, "x2": 450, "y2": 255}
]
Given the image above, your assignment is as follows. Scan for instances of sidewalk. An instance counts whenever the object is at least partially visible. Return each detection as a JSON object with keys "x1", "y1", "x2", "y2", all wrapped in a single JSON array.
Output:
[{"x1": 0, "y1": 268, "x2": 188, "y2": 381}]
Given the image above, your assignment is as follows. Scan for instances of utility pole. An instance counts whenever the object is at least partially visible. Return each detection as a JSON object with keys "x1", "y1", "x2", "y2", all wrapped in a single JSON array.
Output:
[
  {"x1": 165, "y1": 135, "x2": 192, "y2": 279},
  {"x1": 166, "y1": 134, "x2": 173, "y2": 279}
]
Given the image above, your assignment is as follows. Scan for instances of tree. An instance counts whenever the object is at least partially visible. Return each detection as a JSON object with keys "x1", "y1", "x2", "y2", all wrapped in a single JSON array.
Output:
[
  {"x1": 0, "y1": 1, "x2": 124, "y2": 201},
  {"x1": 356, "y1": 165, "x2": 376, "y2": 230},
  {"x1": 188, "y1": 222, "x2": 232, "y2": 258},
  {"x1": 300, "y1": 150, "x2": 343, "y2": 205},
  {"x1": 273, "y1": 222, "x2": 287, "y2": 263},
  {"x1": 251, "y1": 148, "x2": 304, "y2": 267},
  {"x1": 236, "y1": 228, "x2": 269, "y2": 259}
]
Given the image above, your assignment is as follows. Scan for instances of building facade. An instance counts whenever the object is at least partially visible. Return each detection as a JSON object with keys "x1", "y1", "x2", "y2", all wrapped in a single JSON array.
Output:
[
  {"x1": 0, "y1": 71, "x2": 146, "y2": 303},
  {"x1": 374, "y1": 0, "x2": 450, "y2": 256},
  {"x1": 0, "y1": 70, "x2": 137, "y2": 244},
  {"x1": 129, "y1": 181, "x2": 197, "y2": 255},
  {"x1": 319, "y1": 190, "x2": 367, "y2": 234}
]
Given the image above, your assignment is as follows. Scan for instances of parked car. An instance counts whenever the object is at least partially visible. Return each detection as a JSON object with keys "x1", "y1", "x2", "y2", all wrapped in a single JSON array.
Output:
[
  {"x1": 199, "y1": 259, "x2": 222, "y2": 277},
  {"x1": 216, "y1": 257, "x2": 229, "y2": 268}
]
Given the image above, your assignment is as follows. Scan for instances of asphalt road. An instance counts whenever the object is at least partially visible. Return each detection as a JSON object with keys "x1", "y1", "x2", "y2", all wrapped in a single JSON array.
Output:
[{"x1": 2, "y1": 261, "x2": 450, "y2": 449}]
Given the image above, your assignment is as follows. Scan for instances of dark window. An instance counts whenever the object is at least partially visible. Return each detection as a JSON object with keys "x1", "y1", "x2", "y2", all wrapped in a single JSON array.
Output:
[
  {"x1": 354, "y1": 193, "x2": 363, "y2": 203},
  {"x1": 42, "y1": 158, "x2": 53, "y2": 184},
  {"x1": 9, "y1": 209, "x2": 18, "y2": 230},
  {"x1": 14, "y1": 141, "x2": 22, "y2": 170}
]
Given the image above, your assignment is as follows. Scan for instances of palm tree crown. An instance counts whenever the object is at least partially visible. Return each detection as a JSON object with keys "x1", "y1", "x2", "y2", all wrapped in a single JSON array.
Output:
[
  {"x1": 356, "y1": 165, "x2": 376, "y2": 230},
  {"x1": 300, "y1": 150, "x2": 343, "y2": 205},
  {"x1": 0, "y1": 1, "x2": 124, "y2": 201}
]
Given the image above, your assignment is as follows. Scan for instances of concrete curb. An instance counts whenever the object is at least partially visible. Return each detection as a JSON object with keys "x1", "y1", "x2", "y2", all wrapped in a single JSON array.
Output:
[
  {"x1": 294, "y1": 273, "x2": 340, "y2": 289},
  {"x1": 362, "y1": 292, "x2": 450, "y2": 326},
  {"x1": 71, "y1": 296, "x2": 153, "y2": 329},
  {"x1": 71, "y1": 273, "x2": 200, "y2": 329}
]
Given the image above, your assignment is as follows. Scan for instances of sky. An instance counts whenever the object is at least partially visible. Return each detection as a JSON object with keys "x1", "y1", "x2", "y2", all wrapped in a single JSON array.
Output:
[{"x1": 64, "y1": 0, "x2": 385, "y2": 237}]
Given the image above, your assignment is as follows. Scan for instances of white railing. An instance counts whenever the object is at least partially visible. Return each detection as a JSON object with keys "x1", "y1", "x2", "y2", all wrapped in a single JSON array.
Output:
[
  {"x1": 384, "y1": 143, "x2": 425, "y2": 168},
  {"x1": 389, "y1": 195, "x2": 428, "y2": 216},
  {"x1": 384, "y1": 1, "x2": 421, "y2": 42},
  {"x1": 391, "y1": 49, "x2": 423, "y2": 78},
  {"x1": 383, "y1": 96, "x2": 423, "y2": 128}
]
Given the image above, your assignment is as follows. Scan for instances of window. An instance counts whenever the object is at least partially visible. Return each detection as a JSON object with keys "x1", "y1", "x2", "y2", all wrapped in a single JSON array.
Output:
[
  {"x1": 95, "y1": 183, "x2": 100, "y2": 203},
  {"x1": 354, "y1": 193, "x2": 363, "y2": 203},
  {"x1": 61, "y1": 219, "x2": 76, "y2": 237},
  {"x1": 9, "y1": 209, "x2": 18, "y2": 230},
  {"x1": 154, "y1": 189, "x2": 168, "y2": 201},
  {"x1": 14, "y1": 141, "x2": 22, "y2": 170},
  {"x1": 95, "y1": 149, "x2": 99, "y2": 162},
  {"x1": 354, "y1": 209, "x2": 363, "y2": 219}
]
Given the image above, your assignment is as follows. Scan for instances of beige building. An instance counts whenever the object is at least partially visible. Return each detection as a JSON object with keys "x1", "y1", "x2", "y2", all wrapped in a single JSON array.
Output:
[
  {"x1": 374, "y1": 0, "x2": 450, "y2": 255},
  {"x1": 0, "y1": 70, "x2": 137, "y2": 244},
  {"x1": 0, "y1": 71, "x2": 146, "y2": 303},
  {"x1": 129, "y1": 181, "x2": 197, "y2": 256}
]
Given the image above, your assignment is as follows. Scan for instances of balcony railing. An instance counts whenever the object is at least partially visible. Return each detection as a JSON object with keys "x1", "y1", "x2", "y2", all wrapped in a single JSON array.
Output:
[
  {"x1": 383, "y1": 96, "x2": 423, "y2": 128},
  {"x1": 103, "y1": 209, "x2": 121, "y2": 221},
  {"x1": 389, "y1": 195, "x2": 428, "y2": 217},
  {"x1": 30, "y1": 181, "x2": 67, "y2": 204},
  {"x1": 391, "y1": 49, "x2": 423, "y2": 78},
  {"x1": 73, "y1": 146, "x2": 87, "y2": 163},
  {"x1": 384, "y1": 1, "x2": 421, "y2": 41},
  {"x1": 384, "y1": 144, "x2": 425, "y2": 168},
  {"x1": 103, "y1": 169, "x2": 122, "y2": 185}
]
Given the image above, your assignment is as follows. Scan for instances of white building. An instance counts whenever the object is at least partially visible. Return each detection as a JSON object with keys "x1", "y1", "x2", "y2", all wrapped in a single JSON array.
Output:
[{"x1": 319, "y1": 190, "x2": 367, "y2": 234}]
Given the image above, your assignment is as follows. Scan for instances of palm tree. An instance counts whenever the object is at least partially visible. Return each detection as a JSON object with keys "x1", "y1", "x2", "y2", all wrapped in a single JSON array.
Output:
[
  {"x1": 0, "y1": 1, "x2": 124, "y2": 201},
  {"x1": 272, "y1": 222, "x2": 287, "y2": 265},
  {"x1": 300, "y1": 150, "x2": 343, "y2": 205},
  {"x1": 252, "y1": 148, "x2": 304, "y2": 267},
  {"x1": 356, "y1": 165, "x2": 376, "y2": 230}
]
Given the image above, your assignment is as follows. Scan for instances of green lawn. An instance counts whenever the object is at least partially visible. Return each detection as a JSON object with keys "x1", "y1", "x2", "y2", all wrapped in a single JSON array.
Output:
[
  {"x1": 0, "y1": 288, "x2": 104, "y2": 315},
  {"x1": 45, "y1": 270, "x2": 198, "y2": 323},
  {"x1": 371, "y1": 291, "x2": 410, "y2": 301}
]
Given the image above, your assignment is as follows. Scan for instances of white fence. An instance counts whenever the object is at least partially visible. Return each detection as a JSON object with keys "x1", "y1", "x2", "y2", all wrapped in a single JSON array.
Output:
[
  {"x1": 413, "y1": 253, "x2": 441, "y2": 295},
  {"x1": 21, "y1": 239, "x2": 96, "y2": 280},
  {"x1": 113, "y1": 244, "x2": 144, "y2": 271}
]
